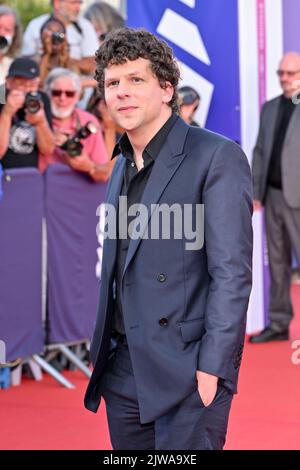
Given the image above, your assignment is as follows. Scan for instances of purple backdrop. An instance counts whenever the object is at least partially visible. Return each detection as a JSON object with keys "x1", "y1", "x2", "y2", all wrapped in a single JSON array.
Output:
[
  {"x1": 45, "y1": 164, "x2": 107, "y2": 344},
  {"x1": 283, "y1": 0, "x2": 300, "y2": 53},
  {"x1": 0, "y1": 169, "x2": 44, "y2": 361}
]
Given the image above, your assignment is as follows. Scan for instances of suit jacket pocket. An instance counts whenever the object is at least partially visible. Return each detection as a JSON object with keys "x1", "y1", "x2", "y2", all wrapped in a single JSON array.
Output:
[{"x1": 178, "y1": 317, "x2": 205, "y2": 342}]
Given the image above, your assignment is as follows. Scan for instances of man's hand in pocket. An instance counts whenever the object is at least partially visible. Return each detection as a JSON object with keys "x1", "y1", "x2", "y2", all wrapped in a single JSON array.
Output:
[{"x1": 196, "y1": 370, "x2": 218, "y2": 407}]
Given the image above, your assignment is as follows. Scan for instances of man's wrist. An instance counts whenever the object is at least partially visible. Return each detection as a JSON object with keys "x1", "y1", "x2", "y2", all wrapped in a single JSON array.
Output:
[
  {"x1": 2, "y1": 105, "x2": 14, "y2": 119},
  {"x1": 196, "y1": 370, "x2": 219, "y2": 383},
  {"x1": 34, "y1": 116, "x2": 48, "y2": 128},
  {"x1": 88, "y1": 162, "x2": 97, "y2": 176}
]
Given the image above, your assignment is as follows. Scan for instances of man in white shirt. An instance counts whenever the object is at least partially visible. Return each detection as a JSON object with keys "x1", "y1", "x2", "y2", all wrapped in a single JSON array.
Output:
[{"x1": 22, "y1": 0, "x2": 99, "y2": 75}]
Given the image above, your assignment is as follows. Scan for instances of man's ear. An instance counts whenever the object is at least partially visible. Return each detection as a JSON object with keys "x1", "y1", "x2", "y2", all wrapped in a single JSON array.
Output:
[{"x1": 162, "y1": 81, "x2": 174, "y2": 104}]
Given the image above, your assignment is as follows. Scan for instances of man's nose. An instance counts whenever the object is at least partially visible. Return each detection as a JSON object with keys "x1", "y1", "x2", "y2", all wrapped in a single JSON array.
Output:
[{"x1": 116, "y1": 81, "x2": 131, "y2": 98}]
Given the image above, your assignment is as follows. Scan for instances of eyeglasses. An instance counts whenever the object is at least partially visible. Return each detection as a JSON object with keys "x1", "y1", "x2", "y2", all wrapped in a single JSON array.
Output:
[
  {"x1": 277, "y1": 69, "x2": 300, "y2": 77},
  {"x1": 51, "y1": 89, "x2": 77, "y2": 98}
]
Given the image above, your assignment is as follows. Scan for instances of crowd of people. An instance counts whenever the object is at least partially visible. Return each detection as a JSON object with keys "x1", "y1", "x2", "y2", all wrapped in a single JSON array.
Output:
[
  {"x1": 0, "y1": 0, "x2": 299, "y2": 452},
  {"x1": 0, "y1": 1, "x2": 202, "y2": 185},
  {"x1": 0, "y1": 2, "x2": 202, "y2": 377},
  {"x1": 0, "y1": 1, "x2": 129, "y2": 181}
]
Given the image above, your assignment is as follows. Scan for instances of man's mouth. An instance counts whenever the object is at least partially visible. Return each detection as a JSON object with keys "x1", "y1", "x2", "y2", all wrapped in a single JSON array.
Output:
[{"x1": 118, "y1": 106, "x2": 137, "y2": 112}]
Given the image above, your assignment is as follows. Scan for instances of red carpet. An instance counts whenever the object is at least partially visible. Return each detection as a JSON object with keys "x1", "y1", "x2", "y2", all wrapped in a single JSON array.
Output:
[{"x1": 1, "y1": 286, "x2": 299, "y2": 450}]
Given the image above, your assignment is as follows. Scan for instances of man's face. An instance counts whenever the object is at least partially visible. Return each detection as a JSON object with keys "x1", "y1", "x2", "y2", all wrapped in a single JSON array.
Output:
[
  {"x1": 0, "y1": 14, "x2": 15, "y2": 38},
  {"x1": 104, "y1": 58, "x2": 174, "y2": 137},
  {"x1": 6, "y1": 76, "x2": 39, "y2": 93},
  {"x1": 50, "y1": 76, "x2": 79, "y2": 118},
  {"x1": 55, "y1": 0, "x2": 82, "y2": 23},
  {"x1": 41, "y1": 20, "x2": 66, "y2": 53},
  {"x1": 278, "y1": 55, "x2": 300, "y2": 98}
]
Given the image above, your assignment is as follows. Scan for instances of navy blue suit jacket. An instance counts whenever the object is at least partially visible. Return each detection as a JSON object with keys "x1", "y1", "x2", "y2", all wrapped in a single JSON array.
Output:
[{"x1": 84, "y1": 117, "x2": 253, "y2": 423}]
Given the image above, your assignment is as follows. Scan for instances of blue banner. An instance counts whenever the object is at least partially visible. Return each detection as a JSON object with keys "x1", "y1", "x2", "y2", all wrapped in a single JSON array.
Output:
[{"x1": 127, "y1": 0, "x2": 241, "y2": 142}]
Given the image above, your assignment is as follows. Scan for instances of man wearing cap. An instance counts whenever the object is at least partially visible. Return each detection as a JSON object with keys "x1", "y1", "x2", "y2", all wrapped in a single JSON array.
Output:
[{"x1": 0, "y1": 57, "x2": 54, "y2": 169}]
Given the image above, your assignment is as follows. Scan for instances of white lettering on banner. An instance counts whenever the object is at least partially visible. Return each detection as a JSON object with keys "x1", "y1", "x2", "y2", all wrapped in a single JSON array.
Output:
[
  {"x1": 157, "y1": 9, "x2": 210, "y2": 65},
  {"x1": 179, "y1": 62, "x2": 214, "y2": 127},
  {"x1": 179, "y1": 0, "x2": 196, "y2": 7},
  {"x1": 156, "y1": 2, "x2": 214, "y2": 127}
]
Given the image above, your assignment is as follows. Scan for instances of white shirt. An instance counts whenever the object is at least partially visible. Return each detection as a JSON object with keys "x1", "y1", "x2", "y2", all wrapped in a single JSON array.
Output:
[
  {"x1": 0, "y1": 56, "x2": 13, "y2": 85},
  {"x1": 22, "y1": 14, "x2": 99, "y2": 59}
]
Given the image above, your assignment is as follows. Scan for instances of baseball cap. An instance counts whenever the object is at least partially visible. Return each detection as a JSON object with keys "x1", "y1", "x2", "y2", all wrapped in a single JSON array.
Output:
[{"x1": 7, "y1": 57, "x2": 40, "y2": 79}]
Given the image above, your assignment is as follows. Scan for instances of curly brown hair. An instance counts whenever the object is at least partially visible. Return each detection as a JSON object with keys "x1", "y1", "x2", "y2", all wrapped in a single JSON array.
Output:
[{"x1": 95, "y1": 27, "x2": 181, "y2": 113}]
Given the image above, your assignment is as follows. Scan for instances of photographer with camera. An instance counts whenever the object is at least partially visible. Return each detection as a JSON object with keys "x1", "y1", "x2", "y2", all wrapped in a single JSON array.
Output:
[
  {"x1": 39, "y1": 17, "x2": 72, "y2": 88},
  {"x1": 0, "y1": 6, "x2": 23, "y2": 86},
  {"x1": 0, "y1": 58, "x2": 55, "y2": 169},
  {"x1": 22, "y1": 0, "x2": 98, "y2": 76},
  {"x1": 178, "y1": 86, "x2": 201, "y2": 127},
  {"x1": 41, "y1": 67, "x2": 112, "y2": 181}
]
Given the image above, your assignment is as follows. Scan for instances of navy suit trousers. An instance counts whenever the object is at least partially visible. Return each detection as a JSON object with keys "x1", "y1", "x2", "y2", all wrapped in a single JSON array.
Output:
[{"x1": 98, "y1": 340, "x2": 233, "y2": 450}]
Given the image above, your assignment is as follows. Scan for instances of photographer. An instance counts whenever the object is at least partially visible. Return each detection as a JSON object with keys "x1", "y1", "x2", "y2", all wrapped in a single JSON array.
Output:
[
  {"x1": 0, "y1": 6, "x2": 23, "y2": 85},
  {"x1": 0, "y1": 58, "x2": 55, "y2": 169},
  {"x1": 42, "y1": 67, "x2": 112, "y2": 181},
  {"x1": 39, "y1": 17, "x2": 72, "y2": 88},
  {"x1": 178, "y1": 85, "x2": 201, "y2": 127},
  {"x1": 22, "y1": 0, "x2": 98, "y2": 76}
]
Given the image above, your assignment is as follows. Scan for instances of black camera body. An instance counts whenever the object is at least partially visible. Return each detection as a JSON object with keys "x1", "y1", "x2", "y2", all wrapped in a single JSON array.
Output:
[
  {"x1": 24, "y1": 92, "x2": 42, "y2": 114},
  {"x1": 60, "y1": 121, "x2": 98, "y2": 157},
  {"x1": 52, "y1": 32, "x2": 65, "y2": 45}
]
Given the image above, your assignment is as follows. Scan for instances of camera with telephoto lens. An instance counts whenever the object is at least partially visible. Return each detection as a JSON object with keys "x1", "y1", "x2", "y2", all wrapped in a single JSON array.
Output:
[
  {"x1": 60, "y1": 121, "x2": 98, "y2": 157},
  {"x1": 24, "y1": 92, "x2": 42, "y2": 114},
  {"x1": 0, "y1": 36, "x2": 9, "y2": 51},
  {"x1": 52, "y1": 31, "x2": 65, "y2": 45}
]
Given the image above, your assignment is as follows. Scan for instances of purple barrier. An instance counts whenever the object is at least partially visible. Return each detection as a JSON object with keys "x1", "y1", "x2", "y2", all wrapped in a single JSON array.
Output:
[
  {"x1": 0, "y1": 168, "x2": 44, "y2": 361},
  {"x1": 45, "y1": 164, "x2": 107, "y2": 344}
]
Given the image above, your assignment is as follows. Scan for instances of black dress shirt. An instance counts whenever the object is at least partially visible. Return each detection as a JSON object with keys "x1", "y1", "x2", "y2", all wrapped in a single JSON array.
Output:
[
  {"x1": 267, "y1": 95, "x2": 296, "y2": 189},
  {"x1": 111, "y1": 113, "x2": 178, "y2": 335}
]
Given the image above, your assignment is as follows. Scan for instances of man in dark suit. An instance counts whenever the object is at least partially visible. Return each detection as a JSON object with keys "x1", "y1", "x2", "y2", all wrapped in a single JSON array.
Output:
[
  {"x1": 250, "y1": 52, "x2": 300, "y2": 343},
  {"x1": 84, "y1": 27, "x2": 253, "y2": 450}
]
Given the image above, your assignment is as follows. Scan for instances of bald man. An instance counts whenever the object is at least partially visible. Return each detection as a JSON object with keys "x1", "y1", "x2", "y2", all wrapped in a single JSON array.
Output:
[{"x1": 251, "y1": 52, "x2": 300, "y2": 342}]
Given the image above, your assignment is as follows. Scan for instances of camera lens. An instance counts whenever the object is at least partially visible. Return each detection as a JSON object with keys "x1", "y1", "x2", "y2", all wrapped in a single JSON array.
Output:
[
  {"x1": 25, "y1": 92, "x2": 41, "y2": 114},
  {"x1": 78, "y1": 122, "x2": 98, "y2": 139},
  {"x1": 0, "y1": 36, "x2": 8, "y2": 50},
  {"x1": 52, "y1": 32, "x2": 65, "y2": 45},
  {"x1": 66, "y1": 140, "x2": 82, "y2": 157}
]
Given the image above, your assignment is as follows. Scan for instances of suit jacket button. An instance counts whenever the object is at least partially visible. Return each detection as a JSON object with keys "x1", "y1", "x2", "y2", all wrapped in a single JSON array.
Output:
[
  {"x1": 157, "y1": 273, "x2": 166, "y2": 282},
  {"x1": 159, "y1": 318, "x2": 168, "y2": 327}
]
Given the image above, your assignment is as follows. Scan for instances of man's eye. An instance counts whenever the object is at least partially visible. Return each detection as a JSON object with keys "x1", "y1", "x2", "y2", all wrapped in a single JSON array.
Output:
[
  {"x1": 132, "y1": 77, "x2": 143, "y2": 83},
  {"x1": 107, "y1": 81, "x2": 119, "y2": 88}
]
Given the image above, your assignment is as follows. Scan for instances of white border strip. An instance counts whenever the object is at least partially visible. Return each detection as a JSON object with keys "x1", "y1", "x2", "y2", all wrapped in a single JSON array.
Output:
[
  {"x1": 238, "y1": 0, "x2": 259, "y2": 162},
  {"x1": 238, "y1": 0, "x2": 264, "y2": 333},
  {"x1": 265, "y1": 0, "x2": 283, "y2": 100}
]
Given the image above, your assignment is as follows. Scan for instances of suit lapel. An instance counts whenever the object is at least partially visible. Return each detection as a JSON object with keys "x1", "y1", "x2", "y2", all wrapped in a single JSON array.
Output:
[
  {"x1": 284, "y1": 98, "x2": 300, "y2": 143},
  {"x1": 265, "y1": 97, "x2": 281, "y2": 166},
  {"x1": 103, "y1": 156, "x2": 125, "y2": 278},
  {"x1": 123, "y1": 118, "x2": 189, "y2": 276}
]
